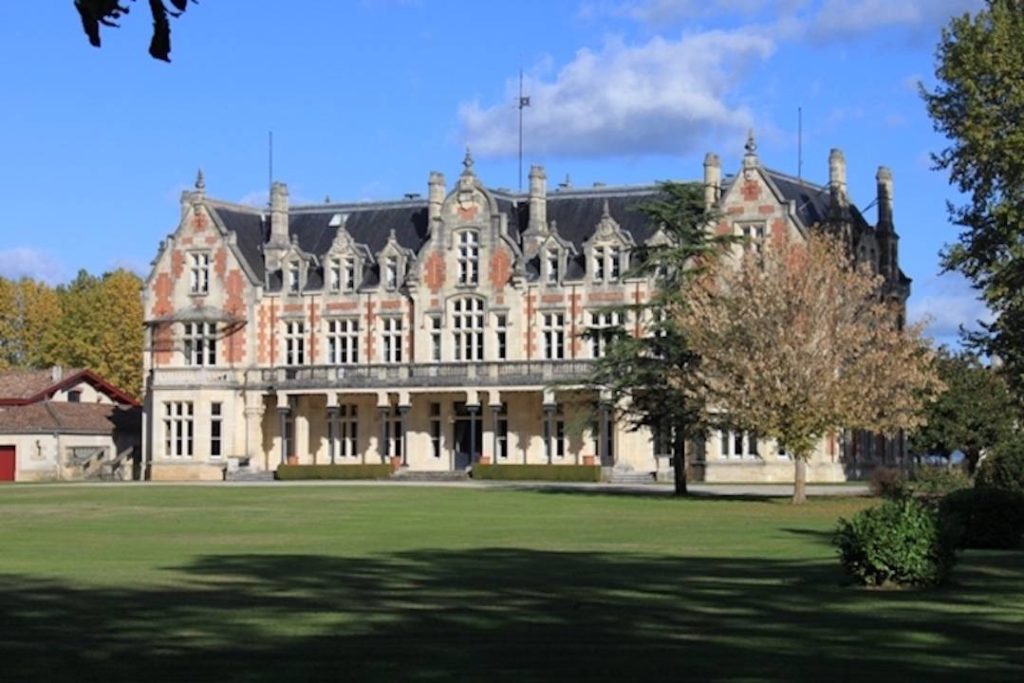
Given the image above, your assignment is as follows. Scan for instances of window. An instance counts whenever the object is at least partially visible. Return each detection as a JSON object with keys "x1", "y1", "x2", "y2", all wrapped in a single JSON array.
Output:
[
  {"x1": 287, "y1": 261, "x2": 301, "y2": 293},
  {"x1": 496, "y1": 403, "x2": 509, "y2": 460},
  {"x1": 327, "y1": 318, "x2": 359, "y2": 364},
  {"x1": 384, "y1": 255, "x2": 399, "y2": 290},
  {"x1": 189, "y1": 252, "x2": 209, "y2": 295},
  {"x1": 283, "y1": 409, "x2": 295, "y2": 460},
  {"x1": 740, "y1": 224, "x2": 766, "y2": 257},
  {"x1": 67, "y1": 390, "x2": 81, "y2": 403},
  {"x1": 331, "y1": 256, "x2": 357, "y2": 292},
  {"x1": 494, "y1": 313, "x2": 507, "y2": 361},
  {"x1": 592, "y1": 246, "x2": 606, "y2": 282},
  {"x1": 328, "y1": 257, "x2": 342, "y2": 292},
  {"x1": 652, "y1": 424, "x2": 672, "y2": 458},
  {"x1": 545, "y1": 405, "x2": 566, "y2": 460},
  {"x1": 210, "y1": 402, "x2": 222, "y2": 458},
  {"x1": 720, "y1": 429, "x2": 759, "y2": 458},
  {"x1": 285, "y1": 321, "x2": 306, "y2": 366},
  {"x1": 545, "y1": 248, "x2": 560, "y2": 285},
  {"x1": 389, "y1": 408, "x2": 403, "y2": 461},
  {"x1": 457, "y1": 230, "x2": 479, "y2": 286},
  {"x1": 163, "y1": 401, "x2": 194, "y2": 458},
  {"x1": 338, "y1": 404, "x2": 358, "y2": 458},
  {"x1": 382, "y1": 317, "x2": 403, "y2": 363},
  {"x1": 589, "y1": 310, "x2": 621, "y2": 358},
  {"x1": 430, "y1": 403, "x2": 442, "y2": 459},
  {"x1": 609, "y1": 246, "x2": 622, "y2": 280},
  {"x1": 183, "y1": 322, "x2": 218, "y2": 366},
  {"x1": 429, "y1": 315, "x2": 442, "y2": 361},
  {"x1": 453, "y1": 297, "x2": 484, "y2": 361},
  {"x1": 542, "y1": 312, "x2": 565, "y2": 360}
]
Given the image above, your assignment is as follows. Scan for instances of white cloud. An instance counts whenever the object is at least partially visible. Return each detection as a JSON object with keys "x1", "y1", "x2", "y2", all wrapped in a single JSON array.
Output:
[
  {"x1": 459, "y1": 30, "x2": 775, "y2": 158},
  {"x1": 0, "y1": 247, "x2": 67, "y2": 285},
  {"x1": 580, "y1": 0, "x2": 780, "y2": 23},
  {"x1": 908, "y1": 273, "x2": 992, "y2": 346},
  {"x1": 809, "y1": 0, "x2": 982, "y2": 41}
]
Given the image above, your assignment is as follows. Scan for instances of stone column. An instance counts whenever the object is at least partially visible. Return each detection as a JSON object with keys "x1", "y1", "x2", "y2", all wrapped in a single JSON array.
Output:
[
  {"x1": 326, "y1": 406, "x2": 339, "y2": 465},
  {"x1": 398, "y1": 404, "x2": 410, "y2": 467},
  {"x1": 467, "y1": 404, "x2": 479, "y2": 465},
  {"x1": 243, "y1": 394, "x2": 265, "y2": 469},
  {"x1": 490, "y1": 401, "x2": 502, "y2": 463},
  {"x1": 543, "y1": 402, "x2": 557, "y2": 464},
  {"x1": 277, "y1": 405, "x2": 290, "y2": 466},
  {"x1": 599, "y1": 403, "x2": 611, "y2": 467},
  {"x1": 378, "y1": 406, "x2": 390, "y2": 464}
]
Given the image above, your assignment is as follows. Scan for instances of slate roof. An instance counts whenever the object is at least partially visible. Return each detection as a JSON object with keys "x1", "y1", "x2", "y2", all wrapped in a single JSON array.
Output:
[{"x1": 0, "y1": 402, "x2": 141, "y2": 435}]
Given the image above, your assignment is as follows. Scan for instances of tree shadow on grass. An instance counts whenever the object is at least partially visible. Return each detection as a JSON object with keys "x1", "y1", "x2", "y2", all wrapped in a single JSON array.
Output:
[{"x1": 0, "y1": 550, "x2": 1021, "y2": 682}]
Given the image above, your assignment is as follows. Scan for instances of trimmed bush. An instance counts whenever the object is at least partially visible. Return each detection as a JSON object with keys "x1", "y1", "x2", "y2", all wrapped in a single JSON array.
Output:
[
  {"x1": 472, "y1": 464, "x2": 603, "y2": 483},
  {"x1": 834, "y1": 497, "x2": 957, "y2": 587},
  {"x1": 939, "y1": 487, "x2": 1024, "y2": 550},
  {"x1": 868, "y1": 466, "x2": 907, "y2": 500},
  {"x1": 275, "y1": 464, "x2": 391, "y2": 481},
  {"x1": 976, "y1": 436, "x2": 1024, "y2": 496},
  {"x1": 912, "y1": 465, "x2": 970, "y2": 500}
]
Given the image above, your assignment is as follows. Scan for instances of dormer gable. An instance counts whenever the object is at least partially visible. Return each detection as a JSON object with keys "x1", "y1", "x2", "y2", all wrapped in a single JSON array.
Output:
[
  {"x1": 323, "y1": 215, "x2": 372, "y2": 293},
  {"x1": 583, "y1": 200, "x2": 635, "y2": 283},
  {"x1": 538, "y1": 221, "x2": 575, "y2": 287},
  {"x1": 376, "y1": 229, "x2": 415, "y2": 291}
]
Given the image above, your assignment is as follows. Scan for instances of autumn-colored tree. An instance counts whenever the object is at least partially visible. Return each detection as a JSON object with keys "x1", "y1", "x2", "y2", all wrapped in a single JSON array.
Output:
[
  {"x1": 678, "y1": 233, "x2": 944, "y2": 503},
  {"x1": 0, "y1": 277, "x2": 62, "y2": 369},
  {"x1": 74, "y1": 0, "x2": 195, "y2": 61},
  {"x1": 0, "y1": 278, "x2": 16, "y2": 370}
]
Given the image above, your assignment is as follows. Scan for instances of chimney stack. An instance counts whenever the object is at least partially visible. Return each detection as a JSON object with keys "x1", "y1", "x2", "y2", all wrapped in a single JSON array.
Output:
[
  {"x1": 829, "y1": 148, "x2": 848, "y2": 218},
  {"x1": 528, "y1": 165, "x2": 547, "y2": 232},
  {"x1": 428, "y1": 171, "x2": 445, "y2": 222},
  {"x1": 876, "y1": 166, "x2": 893, "y2": 231},
  {"x1": 269, "y1": 181, "x2": 290, "y2": 246},
  {"x1": 703, "y1": 153, "x2": 721, "y2": 210}
]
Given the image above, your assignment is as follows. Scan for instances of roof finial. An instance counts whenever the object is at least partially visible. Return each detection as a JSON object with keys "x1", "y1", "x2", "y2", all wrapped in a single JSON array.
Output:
[
  {"x1": 462, "y1": 147, "x2": 475, "y2": 175},
  {"x1": 745, "y1": 129, "x2": 757, "y2": 157},
  {"x1": 601, "y1": 198, "x2": 611, "y2": 219},
  {"x1": 195, "y1": 168, "x2": 205, "y2": 192}
]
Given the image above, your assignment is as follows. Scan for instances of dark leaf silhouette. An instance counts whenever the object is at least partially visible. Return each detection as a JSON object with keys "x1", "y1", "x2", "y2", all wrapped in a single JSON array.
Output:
[{"x1": 74, "y1": 0, "x2": 195, "y2": 61}]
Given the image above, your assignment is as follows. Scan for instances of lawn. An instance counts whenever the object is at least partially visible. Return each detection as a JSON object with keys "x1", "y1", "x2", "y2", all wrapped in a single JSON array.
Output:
[{"x1": 0, "y1": 484, "x2": 1020, "y2": 682}]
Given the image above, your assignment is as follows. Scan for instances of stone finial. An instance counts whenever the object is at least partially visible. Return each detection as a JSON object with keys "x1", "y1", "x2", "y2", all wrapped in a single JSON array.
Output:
[
  {"x1": 195, "y1": 168, "x2": 205, "y2": 192},
  {"x1": 462, "y1": 147, "x2": 475, "y2": 175},
  {"x1": 742, "y1": 131, "x2": 759, "y2": 172},
  {"x1": 601, "y1": 199, "x2": 611, "y2": 219}
]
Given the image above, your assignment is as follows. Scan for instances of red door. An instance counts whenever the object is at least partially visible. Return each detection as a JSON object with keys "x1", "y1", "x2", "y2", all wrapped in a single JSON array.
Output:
[{"x1": 0, "y1": 446, "x2": 15, "y2": 482}]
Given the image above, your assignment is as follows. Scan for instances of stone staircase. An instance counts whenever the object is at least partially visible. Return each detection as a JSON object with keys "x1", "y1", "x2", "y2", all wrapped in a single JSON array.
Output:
[
  {"x1": 606, "y1": 468, "x2": 656, "y2": 485},
  {"x1": 391, "y1": 469, "x2": 470, "y2": 482},
  {"x1": 224, "y1": 466, "x2": 275, "y2": 482}
]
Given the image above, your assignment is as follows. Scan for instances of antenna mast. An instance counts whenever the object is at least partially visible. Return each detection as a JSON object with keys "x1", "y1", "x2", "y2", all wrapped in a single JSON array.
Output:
[{"x1": 518, "y1": 69, "x2": 531, "y2": 192}]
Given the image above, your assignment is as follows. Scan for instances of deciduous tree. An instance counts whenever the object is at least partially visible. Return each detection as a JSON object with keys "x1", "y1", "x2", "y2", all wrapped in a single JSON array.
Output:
[
  {"x1": 74, "y1": 0, "x2": 195, "y2": 61},
  {"x1": 922, "y1": 0, "x2": 1024, "y2": 404},
  {"x1": 678, "y1": 234, "x2": 943, "y2": 503}
]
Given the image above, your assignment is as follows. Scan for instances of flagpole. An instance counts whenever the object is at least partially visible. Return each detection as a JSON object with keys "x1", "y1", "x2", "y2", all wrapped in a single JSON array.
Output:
[{"x1": 518, "y1": 69, "x2": 530, "y2": 193}]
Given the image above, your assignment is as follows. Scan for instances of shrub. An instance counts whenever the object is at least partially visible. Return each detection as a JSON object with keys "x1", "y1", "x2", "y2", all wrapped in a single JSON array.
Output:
[
  {"x1": 939, "y1": 487, "x2": 1024, "y2": 550},
  {"x1": 912, "y1": 465, "x2": 970, "y2": 500},
  {"x1": 471, "y1": 464, "x2": 603, "y2": 483},
  {"x1": 869, "y1": 466, "x2": 907, "y2": 499},
  {"x1": 834, "y1": 497, "x2": 957, "y2": 587},
  {"x1": 275, "y1": 464, "x2": 391, "y2": 481},
  {"x1": 976, "y1": 436, "x2": 1024, "y2": 496}
]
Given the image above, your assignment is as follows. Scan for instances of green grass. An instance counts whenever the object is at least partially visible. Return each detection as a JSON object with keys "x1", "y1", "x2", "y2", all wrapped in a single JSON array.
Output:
[{"x1": 0, "y1": 485, "x2": 1020, "y2": 682}]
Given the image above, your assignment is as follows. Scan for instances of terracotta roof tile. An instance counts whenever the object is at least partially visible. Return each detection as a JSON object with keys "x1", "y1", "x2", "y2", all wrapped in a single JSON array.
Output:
[{"x1": 0, "y1": 402, "x2": 141, "y2": 435}]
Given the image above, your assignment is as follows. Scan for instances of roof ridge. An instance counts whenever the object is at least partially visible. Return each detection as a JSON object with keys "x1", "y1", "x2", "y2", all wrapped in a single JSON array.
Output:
[
  {"x1": 762, "y1": 166, "x2": 827, "y2": 191},
  {"x1": 42, "y1": 400, "x2": 63, "y2": 429},
  {"x1": 292, "y1": 199, "x2": 429, "y2": 214},
  {"x1": 204, "y1": 198, "x2": 266, "y2": 215}
]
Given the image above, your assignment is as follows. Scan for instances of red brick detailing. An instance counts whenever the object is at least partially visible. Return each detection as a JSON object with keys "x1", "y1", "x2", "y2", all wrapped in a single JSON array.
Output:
[
  {"x1": 489, "y1": 248, "x2": 511, "y2": 292},
  {"x1": 726, "y1": 206, "x2": 744, "y2": 216},
  {"x1": 771, "y1": 218, "x2": 788, "y2": 248},
  {"x1": 171, "y1": 250, "x2": 185, "y2": 278},
  {"x1": 192, "y1": 209, "x2": 208, "y2": 231},
  {"x1": 224, "y1": 270, "x2": 246, "y2": 364},
  {"x1": 205, "y1": 235, "x2": 218, "y2": 246},
  {"x1": 309, "y1": 300, "x2": 320, "y2": 363},
  {"x1": 257, "y1": 303, "x2": 272, "y2": 365},
  {"x1": 430, "y1": 298, "x2": 440, "y2": 308},
  {"x1": 541, "y1": 293, "x2": 564, "y2": 304},
  {"x1": 524, "y1": 292, "x2": 535, "y2": 359},
  {"x1": 380, "y1": 299, "x2": 403, "y2": 310},
  {"x1": 423, "y1": 251, "x2": 446, "y2": 294},
  {"x1": 457, "y1": 205, "x2": 479, "y2": 221},
  {"x1": 741, "y1": 180, "x2": 761, "y2": 201},
  {"x1": 151, "y1": 272, "x2": 173, "y2": 317},
  {"x1": 214, "y1": 247, "x2": 227, "y2": 281},
  {"x1": 366, "y1": 300, "x2": 376, "y2": 361},
  {"x1": 587, "y1": 291, "x2": 625, "y2": 304},
  {"x1": 758, "y1": 204, "x2": 775, "y2": 215},
  {"x1": 282, "y1": 303, "x2": 304, "y2": 313},
  {"x1": 495, "y1": 294, "x2": 504, "y2": 306},
  {"x1": 180, "y1": 236, "x2": 194, "y2": 246},
  {"x1": 153, "y1": 323, "x2": 173, "y2": 366},
  {"x1": 716, "y1": 221, "x2": 731, "y2": 236},
  {"x1": 326, "y1": 301, "x2": 358, "y2": 312}
]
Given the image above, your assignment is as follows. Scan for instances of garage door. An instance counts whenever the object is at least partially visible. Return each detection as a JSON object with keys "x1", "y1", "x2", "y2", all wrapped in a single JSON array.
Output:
[{"x1": 0, "y1": 446, "x2": 14, "y2": 482}]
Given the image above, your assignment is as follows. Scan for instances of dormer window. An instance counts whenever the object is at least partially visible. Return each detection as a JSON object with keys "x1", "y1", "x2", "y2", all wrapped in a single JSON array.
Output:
[
  {"x1": 384, "y1": 255, "x2": 399, "y2": 290},
  {"x1": 593, "y1": 247, "x2": 605, "y2": 282},
  {"x1": 457, "y1": 230, "x2": 479, "y2": 286},
  {"x1": 609, "y1": 246, "x2": 622, "y2": 279},
  {"x1": 545, "y1": 248, "x2": 560, "y2": 285},
  {"x1": 328, "y1": 256, "x2": 358, "y2": 292},
  {"x1": 189, "y1": 252, "x2": 209, "y2": 295},
  {"x1": 329, "y1": 258, "x2": 341, "y2": 292},
  {"x1": 287, "y1": 261, "x2": 301, "y2": 294}
]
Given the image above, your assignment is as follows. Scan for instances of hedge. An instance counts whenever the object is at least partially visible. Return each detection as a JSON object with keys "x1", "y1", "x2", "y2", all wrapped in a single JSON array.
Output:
[
  {"x1": 275, "y1": 464, "x2": 392, "y2": 480},
  {"x1": 471, "y1": 464, "x2": 602, "y2": 482}
]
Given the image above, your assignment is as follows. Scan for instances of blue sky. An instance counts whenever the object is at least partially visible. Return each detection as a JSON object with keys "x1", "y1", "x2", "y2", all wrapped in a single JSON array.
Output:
[{"x1": 0, "y1": 0, "x2": 987, "y2": 346}]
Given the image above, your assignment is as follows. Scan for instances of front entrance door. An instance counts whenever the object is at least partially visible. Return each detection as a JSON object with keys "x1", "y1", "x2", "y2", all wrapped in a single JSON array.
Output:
[
  {"x1": 453, "y1": 403, "x2": 482, "y2": 470},
  {"x1": 0, "y1": 446, "x2": 15, "y2": 482}
]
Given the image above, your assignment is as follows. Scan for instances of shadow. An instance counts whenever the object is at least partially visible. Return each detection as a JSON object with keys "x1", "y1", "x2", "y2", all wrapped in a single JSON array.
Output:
[
  {"x1": 526, "y1": 485, "x2": 794, "y2": 503},
  {"x1": 781, "y1": 527, "x2": 838, "y2": 546},
  {"x1": 0, "y1": 549, "x2": 1021, "y2": 681}
]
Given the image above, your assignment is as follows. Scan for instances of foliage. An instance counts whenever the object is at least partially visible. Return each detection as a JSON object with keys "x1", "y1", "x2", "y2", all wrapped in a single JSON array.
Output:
[
  {"x1": 0, "y1": 270, "x2": 144, "y2": 398},
  {"x1": 940, "y1": 486, "x2": 1024, "y2": 549},
  {"x1": 922, "y1": 1, "x2": 1024, "y2": 405},
  {"x1": 909, "y1": 348, "x2": 1016, "y2": 472},
  {"x1": 868, "y1": 466, "x2": 907, "y2": 500},
  {"x1": 578, "y1": 181, "x2": 735, "y2": 495},
  {"x1": 275, "y1": 464, "x2": 392, "y2": 480},
  {"x1": 911, "y1": 465, "x2": 971, "y2": 500},
  {"x1": 976, "y1": 434, "x2": 1024, "y2": 496},
  {"x1": 834, "y1": 497, "x2": 958, "y2": 587},
  {"x1": 471, "y1": 464, "x2": 603, "y2": 482},
  {"x1": 678, "y1": 232, "x2": 944, "y2": 503},
  {"x1": 74, "y1": 0, "x2": 195, "y2": 61}
]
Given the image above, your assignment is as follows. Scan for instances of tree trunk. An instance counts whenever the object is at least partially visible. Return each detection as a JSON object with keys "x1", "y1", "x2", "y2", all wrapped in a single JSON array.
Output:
[
  {"x1": 673, "y1": 431, "x2": 688, "y2": 496},
  {"x1": 792, "y1": 456, "x2": 807, "y2": 504}
]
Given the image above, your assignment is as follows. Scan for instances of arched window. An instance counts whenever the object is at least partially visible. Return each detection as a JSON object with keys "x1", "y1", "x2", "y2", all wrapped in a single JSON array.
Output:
[{"x1": 452, "y1": 297, "x2": 485, "y2": 361}]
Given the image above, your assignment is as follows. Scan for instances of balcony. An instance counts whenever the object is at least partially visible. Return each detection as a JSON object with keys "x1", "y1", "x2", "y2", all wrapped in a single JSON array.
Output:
[{"x1": 149, "y1": 367, "x2": 243, "y2": 389}]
